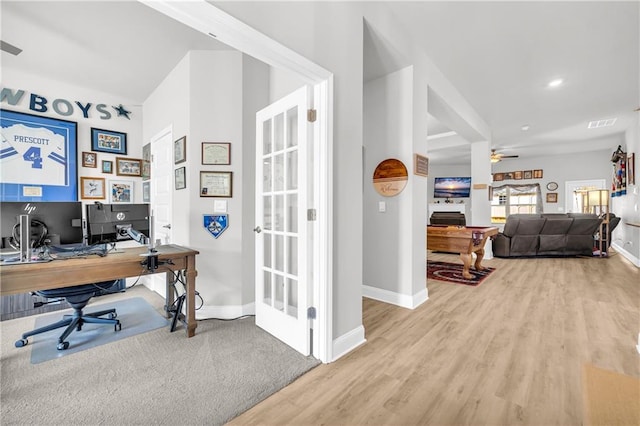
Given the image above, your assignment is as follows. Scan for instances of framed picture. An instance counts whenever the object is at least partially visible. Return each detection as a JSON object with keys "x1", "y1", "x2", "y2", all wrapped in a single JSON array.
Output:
[
  {"x1": 102, "y1": 160, "x2": 113, "y2": 174},
  {"x1": 108, "y1": 179, "x2": 134, "y2": 203},
  {"x1": 523, "y1": 170, "x2": 533, "y2": 179},
  {"x1": 504, "y1": 172, "x2": 514, "y2": 180},
  {"x1": 0, "y1": 109, "x2": 78, "y2": 202},
  {"x1": 115, "y1": 157, "x2": 142, "y2": 176},
  {"x1": 628, "y1": 153, "x2": 635, "y2": 185},
  {"x1": 174, "y1": 136, "x2": 186, "y2": 164},
  {"x1": 175, "y1": 167, "x2": 186, "y2": 190},
  {"x1": 546, "y1": 192, "x2": 558, "y2": 203},
  {"x1": 200, "y1": 171, "x2": 232, "y2": 197},
  {"x1": 413, "y1": 153, "x2": 429, "y2": 177},
  {"x1": 82, "y1": 151, "x2": 97, "y2": 168},
  {"x1": 80, "y1": 177, "x2": 105, "y2": 200},
  {"x1": 533, "y1": 169, "x2": 543, "y2": 179},
  {"x1": 202, "y1": 142, "x2": 231, "y2": 165},
  {"x1": 91, "y1": 128, "x2": 127, "y2": 155},
  {"x1": 142, "y1": 181, "x2": 150, "y2": 203},
  {"x1": 513, "y1": 171, "x2": 523, "y2": 180},
  {"x1": 493, "y1": 173, "x2": 504, "y2": 182},
  {"x1": 142, "y1": 143, "x2": 151, "y2": 181}
]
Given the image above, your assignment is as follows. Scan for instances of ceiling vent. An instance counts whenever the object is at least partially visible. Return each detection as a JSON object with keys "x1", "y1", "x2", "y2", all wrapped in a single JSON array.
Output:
[
  {"x1": 0, "y1": 40, "x2": 22, "y2": 56},
  {"x1": 587, "y1": 118, "x2": 617, "y2": 129}
]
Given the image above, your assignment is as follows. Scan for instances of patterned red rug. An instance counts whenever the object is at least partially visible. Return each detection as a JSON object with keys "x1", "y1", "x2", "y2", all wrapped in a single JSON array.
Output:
[{"x1": 427, "y1": 261, "x2": 496, "y2": 286}]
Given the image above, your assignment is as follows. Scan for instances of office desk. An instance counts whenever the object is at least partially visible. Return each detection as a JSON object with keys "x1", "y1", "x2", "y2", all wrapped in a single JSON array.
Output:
[{"x1": 0, "y1": 244, "x2": 199, "y2": 337}]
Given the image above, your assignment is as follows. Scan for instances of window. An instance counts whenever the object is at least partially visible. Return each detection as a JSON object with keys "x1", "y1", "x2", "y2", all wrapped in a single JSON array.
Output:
[{"x1": 491, "y1": 184, "x2": 543, "y2": 223}]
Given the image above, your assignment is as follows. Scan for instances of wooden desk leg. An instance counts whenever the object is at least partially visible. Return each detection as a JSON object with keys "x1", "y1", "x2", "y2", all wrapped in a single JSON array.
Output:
[
  {"x1": 459, "y1": 253, "x2": 473, "y2": 279},
  {"x1": 474, "y1": 248, "x2": 486, "y2": 272},
  {"x1": 184, "y1": 254, "x2": 198, "y2": 337},
  {"x1": 165, "y1": 271, "x2": 175, "y2": 320}
]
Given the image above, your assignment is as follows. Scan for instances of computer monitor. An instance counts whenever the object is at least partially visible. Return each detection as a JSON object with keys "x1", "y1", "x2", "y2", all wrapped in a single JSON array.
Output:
[
  {"x1": 86, "y1": 203, "x2": 150, "y2": 245},
  {"x1": 0, "y1": 201, "x2": 83, "y2": 249}
]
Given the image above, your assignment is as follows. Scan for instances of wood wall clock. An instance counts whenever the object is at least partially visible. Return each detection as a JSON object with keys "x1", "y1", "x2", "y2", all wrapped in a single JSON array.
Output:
[{"x1": 373, "y1": 158, "x2": 408, "y2": 197}]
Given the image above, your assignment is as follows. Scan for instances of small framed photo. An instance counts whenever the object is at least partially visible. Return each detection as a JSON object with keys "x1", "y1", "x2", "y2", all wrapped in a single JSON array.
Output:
[
  {"x1": 533, "y1": 169, "x2": 544, "y2": 179},
  {"x1": 175, "y1": 167, "x2": 186, "y2": 190},
  {"x1": 102, "y1": 160, "x2": 113, "y2": 174},
  {"x1": 142, "y1": 181, "x2": 150, "y2": 203},
  {"x1": 80, "y1": 177, "x2": 105, "y2": 199},
  {"x1": 82, "y1": 151, "x2": 97, "y2": 168},
  {"x1": 200, "y1": 171, "x2": 232, "y2": 197},
  {"x1": 523, "y1": 170, "x2": 533, "y2": 179},
  {"x1": 116, "y1": 157, "x2": 142, "y2": 176},
  {"x1": 142, "y1": 143, "x2": 151, "y2": 181},
  {"x1": 546, "y1": 192, "x2": 558, "y2": 203},
  {"x1": 174, "y1": 136, "x2": 187, "y2": 164},
  {"x1": 109, "y1": 179, "x2": 134, "y2": 203},
  {"x1": 513, "y1": 171, "x2": 523, "y2": 180},
  {"x1": 91, "y1": 128, "x2": 127, "y2": 155},
  {"x1": 202, "y1": 142, "x2": 231, "y2": 165},
  {"x1": 504, "y1": 172, "x2": 514, "y2": 180}
]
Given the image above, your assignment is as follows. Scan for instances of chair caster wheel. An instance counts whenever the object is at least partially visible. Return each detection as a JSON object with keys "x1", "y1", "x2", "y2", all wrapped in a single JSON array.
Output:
[
  {"x1": 115, "y1": 322, "x2": 122, "y2": 332},
  {"x1": 109, "y1": 312, "x2": 117, "y2": 319},
  {"x1": 57, "y1": 341, "x2": 70, "y2": 351},
  {"x1": 15, "y1": 339, "x2": 28, "y2": 348}
]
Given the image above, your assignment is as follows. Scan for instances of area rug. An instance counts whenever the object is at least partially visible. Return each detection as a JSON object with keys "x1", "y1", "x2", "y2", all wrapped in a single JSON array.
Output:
[
  {"x1": 427, "y1": 260, "x2": 495, "y2": 286},
  {"x1": 583, "y1": 363, "x2": 640, "y2": 426},
  {"x1": 28, "y1": 296, "x2": 168, "y2": 364}
]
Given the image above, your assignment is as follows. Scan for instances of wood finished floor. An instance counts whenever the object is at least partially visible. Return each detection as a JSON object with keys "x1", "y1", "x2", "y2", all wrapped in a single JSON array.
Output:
[{"x1": 230, "y1": 251, "x2": 640, "y2": 426}]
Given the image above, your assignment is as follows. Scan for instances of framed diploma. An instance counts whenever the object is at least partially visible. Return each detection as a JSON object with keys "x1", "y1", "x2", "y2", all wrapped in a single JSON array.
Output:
[
  {"x1": 174, "y1": 136, "x2": 186, "y2": 164},
  {"x1": 202, "y1": 142, "x2": 231, "y2": 165},
  {"x1": 200, "y1": 171, "x2": 232, "y2": 197}
]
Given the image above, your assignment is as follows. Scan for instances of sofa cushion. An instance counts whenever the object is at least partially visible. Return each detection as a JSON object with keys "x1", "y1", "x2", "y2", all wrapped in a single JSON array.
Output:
[
  {"x1": 540, "y1": 218, "x2": 573, "y2": 234},
  {"x1": 567, "y1": 217, "x2": 601, "y2": 235},
  {"x1": 514, "y1": 218, "x2": 546, "y2": 235}
]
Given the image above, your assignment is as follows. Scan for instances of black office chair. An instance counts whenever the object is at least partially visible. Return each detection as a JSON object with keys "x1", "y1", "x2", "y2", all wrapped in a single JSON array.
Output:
[{"x1": 15, "y1": 281, "x2": 122, "y2": 350}]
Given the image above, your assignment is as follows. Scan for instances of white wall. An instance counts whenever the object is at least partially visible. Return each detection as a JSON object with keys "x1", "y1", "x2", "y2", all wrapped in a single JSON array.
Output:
[
  {"x1": 612, "y1": 114, "x2": 640, "y2": 265},
  {"x1": 143, "y1": 51, "x2": 270, "y2": 317}
]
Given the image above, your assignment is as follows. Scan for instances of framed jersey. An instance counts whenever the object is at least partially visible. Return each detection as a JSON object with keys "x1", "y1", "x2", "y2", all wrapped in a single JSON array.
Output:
[{"x1": 1, "y1": 109, "x2": 78, "y2": 201}]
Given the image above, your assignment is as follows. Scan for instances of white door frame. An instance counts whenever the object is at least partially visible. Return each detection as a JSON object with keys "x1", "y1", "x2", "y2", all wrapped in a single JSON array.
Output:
[{"x1": 140, "y1": 0, "x2": 334, "y2": 363}]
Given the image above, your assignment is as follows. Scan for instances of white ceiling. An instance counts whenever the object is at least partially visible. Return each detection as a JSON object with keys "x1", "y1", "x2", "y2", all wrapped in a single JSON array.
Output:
[{"x1": 1, "y1": 1, "x2": 638, "y2": 165}]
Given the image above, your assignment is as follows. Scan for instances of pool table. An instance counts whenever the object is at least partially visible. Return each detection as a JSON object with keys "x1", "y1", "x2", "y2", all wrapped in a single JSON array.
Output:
[{"x1": 427, "y1": 225, "x2": 499, "y2": 279}]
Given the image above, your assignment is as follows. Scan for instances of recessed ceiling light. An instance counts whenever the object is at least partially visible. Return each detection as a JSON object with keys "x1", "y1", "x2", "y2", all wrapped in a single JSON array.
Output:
[
  {"x1": 521, "y1": 125, "x2": 530, "y2": 131},
  {"x1": 547, "y1": 78, "x2": 564, "y2": 88},
  {"x1": 587, "y1": 118, "x2": 617, "y2": 129}
]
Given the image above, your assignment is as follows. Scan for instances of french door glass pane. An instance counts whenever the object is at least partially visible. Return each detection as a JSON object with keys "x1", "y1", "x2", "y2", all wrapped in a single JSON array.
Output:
[
  {"x1": 274, "y1": 112, "x2": 284, "y2": 152},
  {"x1": 286, "y1": 278, "x2": 298, "y2": 318},
  {"x1": 287, "y1": 150, "x2": 298, "y2": 190},
  {"x1": 275, "y1": 234, "x2": 284, "y2": 272},
  {"x1": 263, "y1": 196, "x2": 272, "y2": 230},
  {"x1": 263, "y1": 271, "x2": 271, "y2": 304},
  {"x1": 286, "y1": 107, "x2": 298, "y2": 147},
  {"x1": 287, "y1": 194, "x2": 298, "y2": 233},
  {"x1": 275, "y1": 274, "x2": 285, "y2": 312},
  {"x1": 263, "y1": 120, "x2": 272, "y2": 154}
]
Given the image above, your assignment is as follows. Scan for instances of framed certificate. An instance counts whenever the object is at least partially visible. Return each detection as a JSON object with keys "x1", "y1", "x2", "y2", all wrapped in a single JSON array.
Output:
[
  {"x1": 202, "y1": 142, "x2": 231, "y2": 165},
  {"x1": 200, "y1": 171, "x2": 232, "y2": 197}
]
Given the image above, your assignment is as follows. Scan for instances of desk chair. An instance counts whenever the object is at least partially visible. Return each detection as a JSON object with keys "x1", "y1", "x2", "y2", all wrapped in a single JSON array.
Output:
[{"x1": 15, "y1": 281, "x2": 122, "y2": 350}]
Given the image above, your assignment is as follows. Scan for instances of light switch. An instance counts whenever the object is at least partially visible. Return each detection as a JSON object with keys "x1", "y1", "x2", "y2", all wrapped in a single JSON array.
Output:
[
  {"x1": 214, "y1": 200, "x2": 227, "y2": 213},
  {"x1": 378, "y1": 201, "x2": 386, "y2": 213}
]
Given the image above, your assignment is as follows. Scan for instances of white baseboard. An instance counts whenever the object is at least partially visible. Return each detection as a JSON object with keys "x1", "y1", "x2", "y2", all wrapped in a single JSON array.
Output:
[
  {"x1": 195, "y1": 302, "x2": 256, "y2": 320},
  {"x1": 611, "y1": 242, "x2": 640, "y2": 267},
  {"x1": 362, "y1": 285, "x2": 428, "y2": 309},
  {"x1": 332, "y1": 325, "x2": 366, "y2": 362}
]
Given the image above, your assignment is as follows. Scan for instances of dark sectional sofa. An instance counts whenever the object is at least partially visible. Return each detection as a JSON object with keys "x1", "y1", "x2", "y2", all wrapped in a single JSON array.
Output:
[{"x1": 492, "y1": 213, "x2": 619, "y2": 257}]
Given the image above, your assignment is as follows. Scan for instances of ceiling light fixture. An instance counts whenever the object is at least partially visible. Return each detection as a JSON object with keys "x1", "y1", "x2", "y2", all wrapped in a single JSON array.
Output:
[
  {"x1": 547, "y1": 78, "x2": 563, "y2": 88},
  {"x1": 521, "y1": 125, "x2": 530, "y2": 131}
]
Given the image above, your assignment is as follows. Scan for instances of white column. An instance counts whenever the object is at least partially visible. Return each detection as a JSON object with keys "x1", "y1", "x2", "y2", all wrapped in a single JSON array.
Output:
[{"x1": 470, "y1": 140, "x2": 494, "y2": 258}]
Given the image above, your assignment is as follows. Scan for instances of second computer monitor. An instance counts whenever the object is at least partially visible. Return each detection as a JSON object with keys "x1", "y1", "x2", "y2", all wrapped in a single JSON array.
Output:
[{"x1": 86, "y1": 203, "x2": 150, "y2": 245}]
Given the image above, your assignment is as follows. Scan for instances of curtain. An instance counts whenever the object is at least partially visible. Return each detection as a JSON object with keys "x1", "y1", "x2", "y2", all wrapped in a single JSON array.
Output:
[{"x1": 492, "y1": 183, "x2": 543, "y2": 213}]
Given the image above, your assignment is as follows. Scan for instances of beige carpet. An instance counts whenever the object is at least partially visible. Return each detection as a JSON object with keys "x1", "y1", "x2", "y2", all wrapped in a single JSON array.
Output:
[
  {"x1": 0, "y1": 286, "x2": 320, "y2": 425},
  {"x1": 583, "y1": 363, "x2": 640, "y2": 426}
]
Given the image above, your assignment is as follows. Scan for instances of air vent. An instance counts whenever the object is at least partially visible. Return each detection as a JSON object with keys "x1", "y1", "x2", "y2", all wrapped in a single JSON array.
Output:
[
  {"x1": 0, "y1": 40, "x2": 22, "y2": 56},
  {"x1": 588, "y1": 118, "x2": 617, "y2": 129}
]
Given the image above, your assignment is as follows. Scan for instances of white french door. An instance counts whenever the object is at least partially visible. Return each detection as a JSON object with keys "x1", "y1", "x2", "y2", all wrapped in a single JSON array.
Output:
[{"x1": 255, "y1": 86, "x2": 311, "y2": 355}]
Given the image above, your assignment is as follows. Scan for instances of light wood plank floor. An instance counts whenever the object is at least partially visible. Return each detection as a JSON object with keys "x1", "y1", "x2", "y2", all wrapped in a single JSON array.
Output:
[{"x1": 230, "y1": 251, "x2": 640, "y2": 425}]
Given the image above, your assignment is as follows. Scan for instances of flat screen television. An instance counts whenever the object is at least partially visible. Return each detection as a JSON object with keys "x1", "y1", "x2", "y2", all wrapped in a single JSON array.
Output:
[
  {"x1": 86, "y1": 203, "x2": 149, "y2": 245},
  {"x1": 433, "y1": 177, "x2": 471, "y2": 198},
  {"x1": 0, "y1": 201, "x2": 83, "y2": 249}
]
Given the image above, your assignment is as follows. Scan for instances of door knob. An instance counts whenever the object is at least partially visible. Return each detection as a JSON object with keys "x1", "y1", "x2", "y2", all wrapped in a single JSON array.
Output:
[
  {"x1": 163, "y1": 224, "x2": 171, "y2": 229},
  {"x1": 253, "y1": 226, "x2": 262, "y2": 233}
]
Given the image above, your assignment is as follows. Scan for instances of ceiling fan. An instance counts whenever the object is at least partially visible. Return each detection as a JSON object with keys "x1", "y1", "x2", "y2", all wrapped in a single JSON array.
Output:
[{"x1": 491, "y1": 149, "x2": 519, "y2": 163}]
